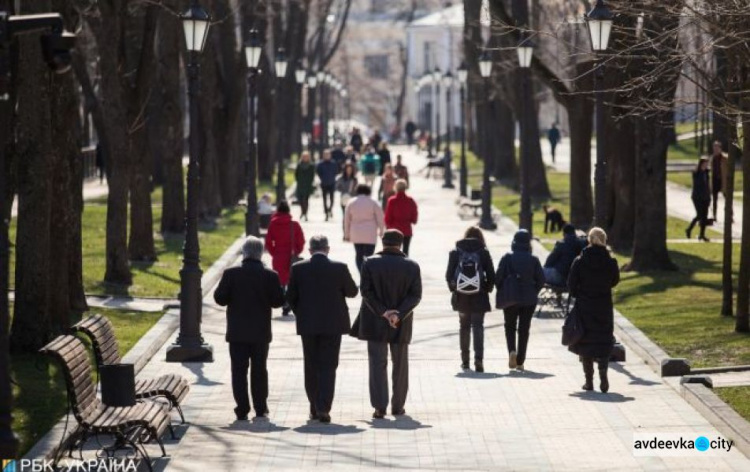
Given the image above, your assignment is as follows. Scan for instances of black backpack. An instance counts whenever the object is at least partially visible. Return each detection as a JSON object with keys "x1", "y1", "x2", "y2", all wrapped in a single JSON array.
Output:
[{"x1": 454, "y1": 249, "x2": 484, "y2": 294}]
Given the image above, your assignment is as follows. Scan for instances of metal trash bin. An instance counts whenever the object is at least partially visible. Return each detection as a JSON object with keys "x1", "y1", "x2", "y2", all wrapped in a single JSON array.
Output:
[{"x1": 100, "y1": 363, "x2": 136, "y2": 407}]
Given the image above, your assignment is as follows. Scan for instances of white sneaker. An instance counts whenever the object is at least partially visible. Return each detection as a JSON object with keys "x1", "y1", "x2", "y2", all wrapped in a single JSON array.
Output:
[
  {"x1": 509, "y1": 351, "x2": 517, "y2": 369},
  {"x1": 516, "y1": 364, "x2": 524, "y2": 372}
]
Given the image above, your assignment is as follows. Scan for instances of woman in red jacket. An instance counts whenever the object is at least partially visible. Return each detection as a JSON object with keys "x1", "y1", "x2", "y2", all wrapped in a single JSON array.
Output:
[
  {"x1": 264, "y1": 200, "x2": 305, "y2": 315},
  {"x1": 384, "y1": 179, "x2": 418, "y2": 255}
]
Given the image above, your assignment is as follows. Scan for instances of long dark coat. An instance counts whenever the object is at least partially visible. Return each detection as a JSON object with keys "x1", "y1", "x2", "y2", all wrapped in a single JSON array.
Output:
[
  {"x1": 445, "y1": 238, "x2": 495, "y2": 314},
  {"x1": 567, "y1": 245, "x2": 620, "y2": 358}
]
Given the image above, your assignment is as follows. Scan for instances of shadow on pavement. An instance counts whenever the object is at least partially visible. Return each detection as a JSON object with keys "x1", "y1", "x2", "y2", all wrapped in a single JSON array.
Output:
[
  {"x1": 362, "y1": 415, "x2": 432, "y2": 430},
  {"x1": 507, "y1": 369, "x2": 554, "y2": 380},
  {"x1": 610, "y1": 363, "x2": 661, "y2": 386},
  {"x1": 569, "y1": 391, "x2": 635, "y2": 403},
  {"x1": 293, "y1": 422, "x2": 365, "y2": 435},
  {"x1": 183, "y1": 363, "x2": 223, "y2": 387},
  {"x1": 220, "y1": 417, "x2": 290, "y2": 433},
  {"x1": 455, "y1": 371, "x2": 504, "y2": 379}
]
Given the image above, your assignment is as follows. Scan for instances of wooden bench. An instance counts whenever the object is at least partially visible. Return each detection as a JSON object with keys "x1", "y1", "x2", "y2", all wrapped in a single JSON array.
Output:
[
  {"x1": 458, "y1": 189, "x2": 483, "y2": 216},
  {"x1": 536, "y1": 283, "x2": 571, "y2": 318},
  {"x1": 40, "y1": 335, "x2": 170, "y2": 470},
  {"x1": 72, "y1": 314, "x2": 190, "y2": 423}
]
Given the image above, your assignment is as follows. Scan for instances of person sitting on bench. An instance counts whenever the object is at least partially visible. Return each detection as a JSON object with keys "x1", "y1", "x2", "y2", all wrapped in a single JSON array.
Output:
[{"x1": 543, "y1": 224, "x2": 583, "y2": 287}]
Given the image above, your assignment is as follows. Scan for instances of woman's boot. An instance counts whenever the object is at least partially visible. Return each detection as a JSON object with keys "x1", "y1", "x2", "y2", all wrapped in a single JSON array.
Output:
[
  {"x1": 598, "y1": 357, "x2": 609, "y2": 393},
  {"x1": 582, "y1": 357, "x2": 594, "y2": 391}
]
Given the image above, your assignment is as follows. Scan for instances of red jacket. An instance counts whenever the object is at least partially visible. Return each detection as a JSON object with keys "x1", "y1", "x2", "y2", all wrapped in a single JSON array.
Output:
[
  {"x1": 384, "y1": 192, "x2": 418, "y2": 237},
  {"x1": 264, "y1": 212, "x2": 305, "y2": 285}
]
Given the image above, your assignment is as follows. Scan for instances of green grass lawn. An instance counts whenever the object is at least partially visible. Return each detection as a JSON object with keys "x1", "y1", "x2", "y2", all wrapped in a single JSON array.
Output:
[
  {"x1": 668, "y1": 140, "x2": 701, "y2": 161},
  {"x1": 715, "y1": 387, "x2": 750, "y2": 423},
  {"x1": 12, "y1": 307, "x2": 163, "y2": 456}
]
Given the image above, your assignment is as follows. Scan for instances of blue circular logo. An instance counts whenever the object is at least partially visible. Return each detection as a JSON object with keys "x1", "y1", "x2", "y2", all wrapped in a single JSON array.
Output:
[{"x1": 695, "y1": 436, "x2": 710, "y2": 452}]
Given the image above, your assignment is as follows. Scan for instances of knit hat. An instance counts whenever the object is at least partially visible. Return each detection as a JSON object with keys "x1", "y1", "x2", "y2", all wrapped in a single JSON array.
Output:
[
  {"x1": 511, "y1": 229, "x2": 532, "y2": 252},
  {"x1": 382, "y1": 229, "x2": 404, "y2": 248}
]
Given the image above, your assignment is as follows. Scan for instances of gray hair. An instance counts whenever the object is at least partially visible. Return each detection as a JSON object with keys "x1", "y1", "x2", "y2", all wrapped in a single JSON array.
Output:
[
  {"x1": 309, "y1": 235, "x2": 329, "y2": 252},
  {"x1": 242, "y1": 236, "x2": 264, "y2": 260}
]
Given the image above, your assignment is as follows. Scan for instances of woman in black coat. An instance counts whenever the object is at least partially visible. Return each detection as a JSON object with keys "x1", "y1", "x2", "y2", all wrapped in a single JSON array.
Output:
[
  {"x1": 446, "y1": 227, "x2": 495, "y2": 372},
  {"x1": 686, "y1": 157, "x2": 711, "y2": 241},
  {"x1": 567, "y1": 227, "x2": 620, "y2": 393},
  {"x1": 495, "y1": 230, "x2": 545, "y2": 372}
]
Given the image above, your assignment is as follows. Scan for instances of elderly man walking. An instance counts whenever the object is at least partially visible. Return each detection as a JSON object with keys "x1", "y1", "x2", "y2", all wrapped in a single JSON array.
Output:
[
  {"x1": 354, "y1": 229, "x2": 422, "y2": 419},
  {"x1": 214, "y1": 236, "x2": 285, "y2": 420},
  {"x1": 287, "y1": 235, "x2": 359, "y2": 423}
]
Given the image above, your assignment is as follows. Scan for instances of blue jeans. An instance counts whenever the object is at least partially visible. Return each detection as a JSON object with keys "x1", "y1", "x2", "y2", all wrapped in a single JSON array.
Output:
[{"x1": 544, "y1": 267, "x2": 565, "y2": 287}]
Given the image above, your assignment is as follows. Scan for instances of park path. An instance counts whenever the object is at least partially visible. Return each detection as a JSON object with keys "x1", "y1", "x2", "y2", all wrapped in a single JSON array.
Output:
[
  {"x1": 131, "y1": 146, "x2": 747, "y2": 470},
  {"x1": 541, "y1": 137, "x2": 743, "y2": 239}
]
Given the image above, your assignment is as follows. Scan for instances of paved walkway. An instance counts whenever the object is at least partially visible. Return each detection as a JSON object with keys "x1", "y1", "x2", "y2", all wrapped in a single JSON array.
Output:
[
  {"x1": 132, "y1": 146, "x2": 747, "y2": 470},
  {"x1": 542, "y1": 137, "x2": 743, "y2": 239}
]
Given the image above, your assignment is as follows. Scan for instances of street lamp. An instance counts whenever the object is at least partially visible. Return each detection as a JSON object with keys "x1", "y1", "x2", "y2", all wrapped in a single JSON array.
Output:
[
  {"x1": 442, "y1": 70, "x2": 455, "y2": 189},
  {"x1": 295, "y1": 63, "x2": 306, "y2": 162},
  {"x1": 167, "y1": 0, "x2": 213, "y2": 363},
  {"x1": 585, "y1": 0, "x2": 614, "y2": 228},
  {"x1": 0, "y1": 10, "x2": 76, "y2": 459},
  {"x1": 517, "y1": 38, "x2": 534, "y2": 235},
  {"x1": 243, "y1": 28, "x2": 262, "y2": 237},
  {"x1": 433, "y1": 66, "x2": 442, "y2": 154},
  {"x1": 457, "y1": 61, "x2": 468, "y2": 197},
  {"x1": 275, "y1": 48, "x2": 288, "y2": 203},
  {"x1": 307, "y1": 72, "x2": 318, "y2": 157},
  {"x1": 478, "y1": 50, "x2": 496, "y2": 230}
]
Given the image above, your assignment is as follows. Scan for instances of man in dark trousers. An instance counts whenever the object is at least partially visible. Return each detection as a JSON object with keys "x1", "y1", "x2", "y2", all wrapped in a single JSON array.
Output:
[
  {"x1": 214, "y1": 236, "x2": 285, "y2": 420},
  {"x1": 317, "y1": 150, "x2": 339, "y2": 221},
  {"x1": 286, "y1": 235, "x2": 358, "y2": 423},
  {"x1": 355, "y1": 229, "x2": 422, "y2": 419}
]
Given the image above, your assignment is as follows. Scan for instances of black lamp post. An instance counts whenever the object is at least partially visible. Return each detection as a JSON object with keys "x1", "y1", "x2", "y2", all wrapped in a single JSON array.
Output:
[
  {"x1": 478, "y1": 50, "x2": 496, "y2": 230},
  {"x1": 442, "y1": 70, "x2": 455, "y2": 189},
  {"x1": 517, "y1": 38, "x2": 534, "y2": 236},
  {"x1": 0, "y1": 11, "x2": 75, "y2": 459},
  {"x1": 306, "y1": 72, "x2": 318, "y2": 157},
  {"x1": 244, "y1": 29, "x2": 262, "y2": 237},
  {"x1": 585, "y1": 0, "x2": 614, "y2": 228},
  {"x1": 457, "y1": 62, "x2": 468, "y2": 198},
  {"x1": 274, "y1": 48, "x2": 288, "y2": 203},
  {"x1": 316, "y1": 69, "x2": 325, "y2": 159},
  {"x1": 167, "y1": 0, "x2": 213, "y2": 363},
  {"x1": 433, "y1": 66, "x2": 442, "y2": 155},
  {"x1": 295, "y1": 63, "x2": 306, "y2": 157}
]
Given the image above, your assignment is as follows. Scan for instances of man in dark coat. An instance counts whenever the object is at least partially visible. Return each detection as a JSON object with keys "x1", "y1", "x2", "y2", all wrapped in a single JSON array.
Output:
[
  {"x1": 567, "y1": 227, "x2": 620, "y2": 393},
  {"x1": 287, "y1": 235, "x2": 358, "y2": 423},
  {"x1": 356, "y1": 229, "x2": 422, "y2": 418},
  {"x1": 214, "y1": 236, "x2": 285, "y2": 420},
  {"x1": 543, "y1": 224, "x2": 584, "y2": 287}
]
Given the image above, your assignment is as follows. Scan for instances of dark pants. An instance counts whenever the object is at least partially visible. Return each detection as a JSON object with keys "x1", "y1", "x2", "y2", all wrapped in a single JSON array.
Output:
[
  {"x1": 229, "y1": 342, "x2": 269, "y2": 416},
  {"x1": 688, "y1": 197, "x2": 710, "y2": 238},
  {"x1": 459, "y1": 312, "x2": 485, "y2": 362},
  {"x1": 321, "y1": 184, "x2": 335, "y2": 214},
  {"x1": 354, "y1": 243, "x2": 376, "y2": 273},
  {"x1": 503, "y1": 305, "x2": 535, "y2": 366},
  {"x1": 299, "y1": 195, "x2": 310, "y2": 218},
  {"x1": 367, "y1": 341, "x2": 409, "y2": 412},
  {"x1": 302, "y1": 335, "x2": 342, "y2": 416},
  {"x1": 550, "y1": 141, "x2": 558, "y2": 162},
  {"x1": 402, "y1": 235, "x2": 412, "y2": 256},
  {"x1": 712, "y1": 183, "x2": 721, "y2": 220}
]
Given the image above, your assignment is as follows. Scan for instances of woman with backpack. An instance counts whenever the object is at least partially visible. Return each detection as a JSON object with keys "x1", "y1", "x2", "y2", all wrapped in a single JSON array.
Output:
[
  {"x1": 445, "y1": 227, "x2": 495, "y2": 372},
  {"x1": 495, "y1": 230, "x2": 545, "y2": 371},
  {"x1": 358, "y1": 146, "x2": 381, "y2": 187}
]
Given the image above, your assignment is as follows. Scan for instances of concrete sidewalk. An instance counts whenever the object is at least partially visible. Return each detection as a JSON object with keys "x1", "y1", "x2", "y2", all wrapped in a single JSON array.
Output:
[{"x1": 129, "y1": 146, "x2": 747, "y2": 470}]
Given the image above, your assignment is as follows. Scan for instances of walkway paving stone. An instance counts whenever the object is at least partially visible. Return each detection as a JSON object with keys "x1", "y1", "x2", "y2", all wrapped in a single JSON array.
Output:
[{"x1": 135, "y1": 146, "x2": 749, "y2": 470}]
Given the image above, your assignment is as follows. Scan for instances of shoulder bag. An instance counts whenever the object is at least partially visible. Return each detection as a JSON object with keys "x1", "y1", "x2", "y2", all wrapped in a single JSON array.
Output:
[{"x1": 496, "y1": 255, "x2": 522, "y2": 309}]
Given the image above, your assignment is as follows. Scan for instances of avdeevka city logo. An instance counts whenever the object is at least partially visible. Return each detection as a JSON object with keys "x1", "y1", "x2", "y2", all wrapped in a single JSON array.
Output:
[
  {"x1": 1, "y1": 459, "x2": 16, "y2": 472},
  {"x1": 695, "y1": 436, "x2": 710, "y2": 452}
]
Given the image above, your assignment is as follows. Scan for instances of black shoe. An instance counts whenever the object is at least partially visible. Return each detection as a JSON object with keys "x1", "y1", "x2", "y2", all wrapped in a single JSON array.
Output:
[
  {"x1": 234, "y1": 407, "x2": 249, "y2": 421},
  {"x1": 372, "y1": 409, "x2": 386, "y2": 419},
  {"x1": 475, "y1": 361, "x2": 484, "y2": 373},
  {"x1": 318, "y1": 413, "x2": 331, "y2": 424},
  {"x1": 699, "y1": 236, "x2": 710, "y2": 242},
  {"x1": 461, "y1": 362, "x2": 470, "y2": 370},
  {"x1": 391, "y1": 409, "x2": 405, "y2": 416},
  {"x1": 685, "y1": 227, "x2": 692, "y2": 239},
  {"x1": 582, "y1": 382, "x2": 593, "y2": 391}
]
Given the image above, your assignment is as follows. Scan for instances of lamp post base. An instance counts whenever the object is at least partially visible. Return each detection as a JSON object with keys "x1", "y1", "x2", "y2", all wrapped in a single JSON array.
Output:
[
  {"x1": 166, "y1": 343, "x2": 214, "y2": 363},
  {"x1": 478, "y1": 218, "x2": 497, "y2": 230},
  {"x1": 442, "y1": 183, "x2": 455, "y2": 189}
]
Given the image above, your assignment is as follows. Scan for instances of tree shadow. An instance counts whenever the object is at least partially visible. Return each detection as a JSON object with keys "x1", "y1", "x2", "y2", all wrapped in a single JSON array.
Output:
[
  {"x1": 610, "y1": 363, "x2": 661, "y2": 387},
  {"x1": 569, "y1": 391, "x2": 635, "y2": 403},
  {"x1": 455, "y1": 371, "x2": 504, "y2": 379},
  {"x1": 293, "y1": 421, "x2": 365, "y2": 435},
  {"x1": 507, "y1": 369, "x2": 554, "y2": 380},
  {"x1": 361, "y1": 415, "x2": 432, "y2": 431}
]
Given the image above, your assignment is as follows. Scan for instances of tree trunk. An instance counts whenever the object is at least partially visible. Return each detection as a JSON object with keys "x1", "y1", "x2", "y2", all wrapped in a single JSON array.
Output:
[
  {"x1": 492, "y1": 99, "x2": 517, "y2": 184},
  {"x1": 604, "y1": 113, "x2": 635, "y2": 250},
  {"x1": 568, "y1": 96, "x2": 594, "y2": 227},
  {"x1": 736, "y1": 117, "x2": 750, "y2": 332},
  {"x1": 721, "y1": 119, "x2": 738, "y2": 316},
  {"x1": 10, "y1": 25, "x2": 53, "y2": 352}
]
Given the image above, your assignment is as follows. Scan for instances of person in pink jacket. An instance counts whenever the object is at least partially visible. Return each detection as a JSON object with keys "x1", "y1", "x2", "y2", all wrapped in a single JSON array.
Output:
[{"x1": 344, "y1": 184, "x2": 385, "y2": 273}]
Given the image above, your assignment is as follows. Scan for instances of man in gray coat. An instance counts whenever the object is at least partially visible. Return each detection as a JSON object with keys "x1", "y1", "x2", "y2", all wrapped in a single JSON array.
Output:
[{"x1": 355, "y1": 229, "x2": 422, "y2": 419}]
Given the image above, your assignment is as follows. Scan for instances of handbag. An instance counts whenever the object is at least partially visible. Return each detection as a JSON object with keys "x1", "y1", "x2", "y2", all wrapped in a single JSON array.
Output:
[
  {"x1": 496, "y1": 256, "x2": 522, "y2": 309},
  {"x1": 561, "y1": 303, "x2": 584, "y2": 346}
]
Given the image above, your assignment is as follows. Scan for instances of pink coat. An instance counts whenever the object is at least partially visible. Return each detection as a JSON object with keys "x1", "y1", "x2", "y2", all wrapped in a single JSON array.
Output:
[{"x1": 344, "y1": 195, "x2": 385, "y2": 245}]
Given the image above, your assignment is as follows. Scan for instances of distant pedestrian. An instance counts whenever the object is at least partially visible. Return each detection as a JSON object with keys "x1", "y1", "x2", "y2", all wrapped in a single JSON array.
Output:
[
  {"x1": 370, "y1": 129, "x2": 383, "y2": 151},
  {"x1": 264, "y1": 201, "x2": 305, "y2": 316},
  {"x1": 287, "y1": 235, "x2": 359, "y2": 423},
  {"x1": 317, "y1": 150, "x2": 339, "y2": 221},
  {"x1": 394, "y1": 154, "x2": 409, "y2": 184},
  {"x1": 495, "y1": 230, "x2": 545, "y2": 372},
  {"x1": 95, "y1": 142, "x2": 106, "y2": 184},
  {"x1": 358, "y1": 147, "x2": 381, "y2": 187},
  {"x1": 543, "y1": 224, "x2": 583, "y2": 287},
  {"x1": 295, "y1": 151, "x2": 315, "y2": 221},
  {"x1": 378, "y1": 163, "x2": 397, "y2": 208},
  {"x1": 547, "y1": 123, "x2": 560, "y2": 163},
  {"x1": 377, "y1": 142, "x2": 391, "y2": 176},
  {"x1": 384, "y1": 179, "x2": 418, "y2": 256},
  {"x1": 405, "y1": 120, "x2": 416, "y2": 146},
  {"x1": 331, "y1": 142, "x2": 347, "y2": 171},
  {"x1": 686, "y1": 157, "x2": 711, "y2": 242},
  {"x1": 710, "y1": 140, "x2": 728, "y2": 221},
  {"x1": 567, "y1": 227, "x2": 620, "y2": 393},
  {"x1": 344, "y1": 184, "x2": 384, "y2": 273},
  {"x1": 350, "y1": 128, "x2": 363, "y2": 154},
  {"x1": 214, "y1": 236, "x2": 285, "y2": 420},
  {"x1": 335, "y1": 162, "x2": 358, "y2": 224},
  {"x1": 354, "y1": 229, "x2": 422, "y2": 419},
  {"x1": 445, "y1": 227, "x2": 495, "y2": 372}
]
